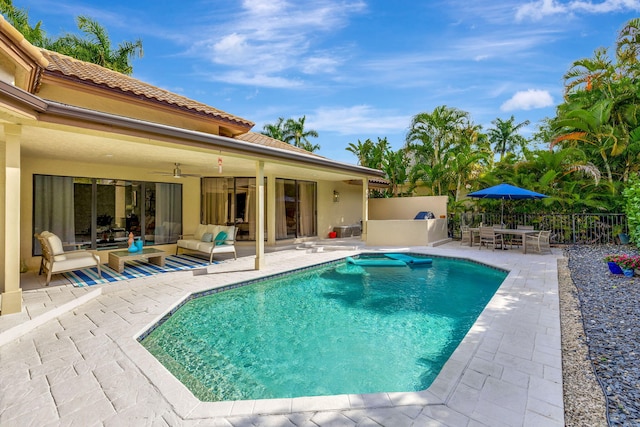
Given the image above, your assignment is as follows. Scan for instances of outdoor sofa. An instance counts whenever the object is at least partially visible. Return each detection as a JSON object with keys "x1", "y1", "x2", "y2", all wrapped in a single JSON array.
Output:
[{"x1": 176, "y1": 224, "x2": 237, "y2": 264}]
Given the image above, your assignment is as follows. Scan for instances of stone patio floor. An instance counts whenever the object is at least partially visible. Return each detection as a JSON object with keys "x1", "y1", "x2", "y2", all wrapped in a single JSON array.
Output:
[{"x1": 0, "y1": 241, "x2": 564, "y2": 426}]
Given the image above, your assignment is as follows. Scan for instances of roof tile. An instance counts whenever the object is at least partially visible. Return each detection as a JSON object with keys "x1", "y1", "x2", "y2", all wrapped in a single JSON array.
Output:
[
  {"x1": 235, "y1": 132, "x2": 324, "y2": 157},
  {"x1": 39, "y1": 49, "x2": 254, "y2": 129}
]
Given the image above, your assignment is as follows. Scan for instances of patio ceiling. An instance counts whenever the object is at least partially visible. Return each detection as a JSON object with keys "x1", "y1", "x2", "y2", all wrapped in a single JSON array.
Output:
[{"x1": 19, "y1": 122, "x2": 364, "y2": 182}]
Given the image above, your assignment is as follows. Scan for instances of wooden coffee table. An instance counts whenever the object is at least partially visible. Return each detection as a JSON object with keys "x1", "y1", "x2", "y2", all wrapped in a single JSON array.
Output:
[{"x1": 108, "y1": 247, "x2": 166, "y2": 273}]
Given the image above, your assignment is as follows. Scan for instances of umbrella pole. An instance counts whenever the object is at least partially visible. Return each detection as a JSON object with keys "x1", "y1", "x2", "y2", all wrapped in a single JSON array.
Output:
[{"x1": 501, "y1": 199, "x2": 504, "y2": 226}]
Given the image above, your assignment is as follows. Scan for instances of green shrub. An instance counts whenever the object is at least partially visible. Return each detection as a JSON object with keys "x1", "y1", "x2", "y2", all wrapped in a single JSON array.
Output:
[{"x1": 622, "y1": 174, "x2": 640, "y2": 248}]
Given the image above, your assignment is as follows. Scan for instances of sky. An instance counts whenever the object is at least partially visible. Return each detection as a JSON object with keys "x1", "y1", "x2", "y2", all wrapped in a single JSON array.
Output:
[{"x1": 10, "y1": 0, "x2": 640, "y2": 163}]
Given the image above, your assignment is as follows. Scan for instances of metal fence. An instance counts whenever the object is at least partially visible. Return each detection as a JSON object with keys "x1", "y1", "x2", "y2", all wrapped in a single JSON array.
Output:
[{"x1": 448, "y1": 212, "x2": 628, "y2": 245}]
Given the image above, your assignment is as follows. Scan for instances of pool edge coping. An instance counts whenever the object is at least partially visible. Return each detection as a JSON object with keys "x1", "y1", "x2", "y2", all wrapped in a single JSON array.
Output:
[{"x1": 124, "y1": 248, "x2": 559, "y2": 420}]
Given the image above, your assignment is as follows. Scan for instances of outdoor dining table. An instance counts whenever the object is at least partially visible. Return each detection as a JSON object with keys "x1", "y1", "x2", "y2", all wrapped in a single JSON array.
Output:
[
  {"x1": 492, "y1": 228, "x2": 540, "y2": 253},
  {"x1": 468, "y1": 227, "x2": 539, "y2": 253}
]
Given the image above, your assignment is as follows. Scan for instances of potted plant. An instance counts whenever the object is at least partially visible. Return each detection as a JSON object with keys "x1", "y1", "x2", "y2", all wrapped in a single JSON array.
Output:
[
  {"x1": 613, "y1": 225, "x2": 630, "y2": 244},
  {"x1": 611, "y1": 254, "x2": 640, "y2": 276},
  {"x1": 604, "y1": 254, "x2": 624, "y2": 274}
]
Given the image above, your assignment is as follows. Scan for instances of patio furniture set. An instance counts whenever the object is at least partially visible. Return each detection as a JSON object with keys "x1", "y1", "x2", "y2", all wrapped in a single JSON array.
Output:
[
  {"x1": 35, "y1": 225, "x2": 240, "y2": 285},
  {"x1": 460, "y1": 225, "x2": 551, "y2": 254}
]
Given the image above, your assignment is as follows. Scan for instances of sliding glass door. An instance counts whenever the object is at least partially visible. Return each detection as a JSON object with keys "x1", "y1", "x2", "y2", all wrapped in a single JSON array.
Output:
[
  {"x1": 33, "y1": 175, "x2": 182, "y2": 254},
  {"x1": 275, "y1": 179, "x2": 316, "y2": 240},
  {"x1": 201, "y1": 177, "x2": 316, "y2": 241}
]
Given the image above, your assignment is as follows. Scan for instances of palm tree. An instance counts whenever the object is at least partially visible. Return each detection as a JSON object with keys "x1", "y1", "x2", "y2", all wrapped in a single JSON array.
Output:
[
  {"x1": 405, "y1": 106, "x2": 479, "y2": 196},
  {"x1": 1, "y1": 3, "x2": 143, "y2": 75},
  {"x1": 261, "y1": 117, "x2": 286, "y2": 141},
  {"x1": 552, "y1": 99, "x2": 620, "y2": 186},
  {"x1": 50, "y1": 16, "x2": 143, "y2": 75},
  {"x1": 0, "y1": 0, "x2": 48, "y2": 47},
  {"x1": 382, "y1": 148, "x2": 409, "y2": 197},
  {"x1": 282, "y1": 116, "x2": 320, "y2": 152},
  {"x1": 345, "y1": 137, "x2": 389, "y2": 169},
  {"x1": 487, "y1": 116, "x2": 530, "y2": 162},
  {"x1": 616, "y1": 17, "x2": 640, "y2": 71}
]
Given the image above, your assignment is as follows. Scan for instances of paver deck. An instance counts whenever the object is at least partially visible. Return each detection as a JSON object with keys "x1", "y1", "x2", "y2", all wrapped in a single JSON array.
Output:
[{"x1": 0, "y1": 241, "x2": 564, "y2": 426}]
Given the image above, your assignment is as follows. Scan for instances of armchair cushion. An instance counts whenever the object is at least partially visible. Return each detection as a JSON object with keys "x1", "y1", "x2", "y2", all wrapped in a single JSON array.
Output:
[
  {"x1": 46, "y1": 233, "x2": 65, "y2": 256},
  {"x1": 35, "y1": 232, "x2": 101, "y2": 286}
]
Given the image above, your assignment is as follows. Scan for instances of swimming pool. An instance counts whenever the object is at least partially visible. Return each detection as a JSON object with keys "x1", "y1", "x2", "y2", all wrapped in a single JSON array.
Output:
[{"x1": 140, "y1": 254, "x2": 507, "y2": 402}]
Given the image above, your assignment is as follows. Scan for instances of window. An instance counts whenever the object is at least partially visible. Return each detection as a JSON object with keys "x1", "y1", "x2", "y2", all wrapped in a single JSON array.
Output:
[{"x1": 33, "y1": 175, "x2": 182, "y2": 254}]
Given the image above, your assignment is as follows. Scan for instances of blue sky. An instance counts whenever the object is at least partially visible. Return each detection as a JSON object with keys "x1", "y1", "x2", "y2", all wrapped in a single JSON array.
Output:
[{"x1": 12, "y1": 0, "x2": 640, "y2": 163}]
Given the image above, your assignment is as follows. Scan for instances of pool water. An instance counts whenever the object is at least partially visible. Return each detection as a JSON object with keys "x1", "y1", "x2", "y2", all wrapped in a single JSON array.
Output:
[{"x1": 140, "y1": 254, "x2": 506, "y2": 401}]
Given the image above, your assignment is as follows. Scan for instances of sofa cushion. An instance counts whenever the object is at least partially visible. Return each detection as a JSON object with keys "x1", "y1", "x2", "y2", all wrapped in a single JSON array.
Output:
[
  {"x1": 206, "y1": 224, "x2": 221, "y2": 237},
  {"x1": 193, "y1": 224, "x2": 208, "y2": 241},
  {"x1": 177, "y1": 239, "x2": 200, "y2": 250},
  {"x1": 201, "y1": 232, "x2": 213, "y2": 243}
]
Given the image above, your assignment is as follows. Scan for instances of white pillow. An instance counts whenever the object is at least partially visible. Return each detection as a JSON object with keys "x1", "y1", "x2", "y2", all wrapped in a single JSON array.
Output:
[{"x1": 46, "y1": 234, "x2": 65, "y2": 255}]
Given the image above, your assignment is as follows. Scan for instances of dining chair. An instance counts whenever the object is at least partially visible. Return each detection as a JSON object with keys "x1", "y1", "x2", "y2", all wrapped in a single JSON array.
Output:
[
  {"x1": 479, "y1": 226, "x2": 503, "y2": 251},
  {"x1": 525, "y1": 230, "x2": 552, "y2": 254},
  {"x1": 511, "y1": 225, "x2": 535, "y2": 248}
]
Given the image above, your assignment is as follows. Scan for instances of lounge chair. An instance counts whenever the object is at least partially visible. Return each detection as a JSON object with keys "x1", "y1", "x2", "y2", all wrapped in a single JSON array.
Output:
[{"x1": 35, "y1": 232, "x2": 101, "y2": 285}]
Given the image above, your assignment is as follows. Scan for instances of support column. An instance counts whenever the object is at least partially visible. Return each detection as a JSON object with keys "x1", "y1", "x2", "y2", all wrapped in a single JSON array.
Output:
[
  {"x1": 1, "y1": 124, "x2": 22, "y2": 315},
  {"x1": 254, "y1": 161, "x2": 265, "y2": 270},
  {"x1": 361, "y1": 178, "x2": 369, "y2": 241},
  {"x1": 266, "y1": 174, "x2": 276, "y2": 246}
]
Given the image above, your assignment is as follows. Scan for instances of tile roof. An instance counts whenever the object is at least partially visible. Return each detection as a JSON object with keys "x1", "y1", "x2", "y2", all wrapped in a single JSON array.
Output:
[
  {"x1": 38, "y1": 49, "x2": 254, "y2": 129},
  {"x1": 235, "y1": 132, "x2": 324, "y2": 157}
]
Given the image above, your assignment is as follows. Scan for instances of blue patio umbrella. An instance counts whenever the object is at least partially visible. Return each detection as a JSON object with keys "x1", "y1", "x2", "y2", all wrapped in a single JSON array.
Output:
[{"x1": 467, "y1": 183, "x2": 548, "y2": 224}]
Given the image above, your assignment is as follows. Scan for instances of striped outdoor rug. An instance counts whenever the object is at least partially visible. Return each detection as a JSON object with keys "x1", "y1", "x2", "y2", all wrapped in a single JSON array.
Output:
[{"x1": 63, "y1": 254, "x2": 216, "y2": 287}]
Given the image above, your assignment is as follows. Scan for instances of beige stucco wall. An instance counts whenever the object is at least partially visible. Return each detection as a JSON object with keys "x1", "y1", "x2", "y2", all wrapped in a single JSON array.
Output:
[
  {"x1": 316, "y1": 180, "x2": 364, "y2": 239},
  {"x1": 366, "y1": 219, "x2": 448, "y2": 246},
  {"x1": 369, "y1": 196, "x2": 448, "y2": 220},
  {"x1": 365, "y1": 196, "x2": 449, "y2": 246}
]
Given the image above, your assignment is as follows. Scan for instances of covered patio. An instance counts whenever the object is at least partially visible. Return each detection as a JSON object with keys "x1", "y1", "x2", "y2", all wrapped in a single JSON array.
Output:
[{"x1": 0, "y1": 16, "x2": 384, "y2": 316}]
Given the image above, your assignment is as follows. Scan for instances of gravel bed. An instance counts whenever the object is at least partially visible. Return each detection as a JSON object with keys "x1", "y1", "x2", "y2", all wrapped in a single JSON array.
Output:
[{"x1": 565, "y1": 245, "x2": 640, "y2": 426}]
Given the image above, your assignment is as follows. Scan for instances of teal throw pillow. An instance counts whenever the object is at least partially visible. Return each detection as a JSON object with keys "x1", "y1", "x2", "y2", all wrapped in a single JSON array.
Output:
[
  {"x1": 214, "y1": 231, "x2": 228, "y2": 244},
  {"x1": 201, "y1": 232, "x2": 213, "y2": 243}
]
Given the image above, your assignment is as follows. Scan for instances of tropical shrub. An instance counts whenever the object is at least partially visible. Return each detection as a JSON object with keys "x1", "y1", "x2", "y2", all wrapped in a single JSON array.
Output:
[{"x1": 622, "y1": 174, "x2": 640, "y2": 248}]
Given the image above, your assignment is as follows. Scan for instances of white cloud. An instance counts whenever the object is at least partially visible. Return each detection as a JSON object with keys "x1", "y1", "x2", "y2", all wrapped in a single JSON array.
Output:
[
  {"x1": 212, "y1": 72, "x2": 304, "y2": 89},
  {"x1": 516, "y1": 0, "x2": 640, "y2": 21},
  {"x1": 301, "y1": 56, "x2": 341, "y2": 74},
  {"x1": 308, "y1": 105, "x2": 410, "y2": 135},
  {"x1": 194, "y1": 1, "x2": 366, "y2": 86},
  {"x1": 500, "y1": 89, "x2": 554, "y2": 111}
]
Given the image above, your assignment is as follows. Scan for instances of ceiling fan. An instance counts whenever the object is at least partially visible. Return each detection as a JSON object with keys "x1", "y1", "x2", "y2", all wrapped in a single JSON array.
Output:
[{"x1": 153, "y1": 163, "x2": 201, "y2": 178}]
